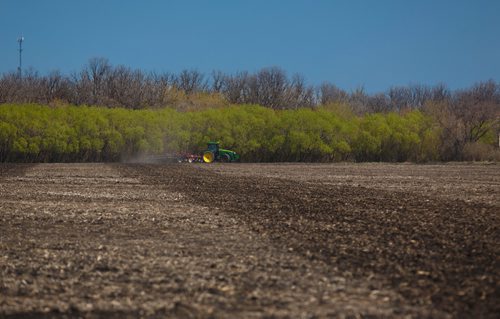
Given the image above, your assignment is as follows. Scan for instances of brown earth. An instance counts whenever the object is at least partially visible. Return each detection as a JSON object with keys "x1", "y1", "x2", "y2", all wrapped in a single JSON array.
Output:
[{"x1": 0, "y1": 163, "x2": 499, "y2": 318}]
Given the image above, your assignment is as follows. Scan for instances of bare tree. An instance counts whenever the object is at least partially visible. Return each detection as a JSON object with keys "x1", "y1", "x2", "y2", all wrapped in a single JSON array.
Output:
[
  {"x1": 285, "y1": 74, "x2": 315, "y2": 108},
  {"x1": 221, "y1": 71, "x2": 249, "y2": 104},
  {"x1": 13, "y1": 68, "x2": 44, "y2": 104},
  {"x1": 388, "y1": 84, "x2": 447, "y2": 111},
  {"x1": 349, "y1": 87, "x2": 369, "y2": 114},
  {"x1": 319, "y1": 82, "x2": 349, "y2": 105},
  {"x1": 453, "y1": 80, "x2": 499, "y2": 144},
  {"x1": 176, "y1": 69, "x2": 206, "y2": 94},
  {"x1": 255, "y1": 67, "x2": 289, "y2": 109},
  {"x1": 85, "y1": 57, "x2": 112, "y2": 104},
  {"x1": 367, "y1": 93, "x2": 390, "y2": 113},
  {"x1": 0, "y1": 72, "x2": 21, "y2": 103},
  {"x1": 430, "y1": 83, "x2": 451, "y2": 102},
  {"x1": 211, "y1": 70, "x2": 225, "y2": 93},
  {"x1": 40, "y1": 71, "x2": 70, "y2": 103},
  {"x1": 424, "y1": 80, "x2": 500, "y2": 160},
  {"x1": 245, "y1": 74, "x2": 259, "y2": 104},
  {"x1": 106, "y1": 65, "x2": 146, "y2": 108},
  {"x1": 388, "y1": 86, "x2": 412, "y2": 111},
  {"x1": 140, "y1": 72, "x2": 165, "y2": 107}
]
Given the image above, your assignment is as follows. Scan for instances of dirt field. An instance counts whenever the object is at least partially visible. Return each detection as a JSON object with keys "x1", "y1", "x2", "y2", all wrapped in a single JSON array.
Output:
[{"x1": 1, "y1": 163, "x2": 499, "y2": 318}]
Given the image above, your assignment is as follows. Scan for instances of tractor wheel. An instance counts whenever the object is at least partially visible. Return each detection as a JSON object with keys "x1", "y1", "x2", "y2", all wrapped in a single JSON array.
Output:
[
  {"x1": 220, "y1": 154, "x2": 231, "y2": 162},
  {"x1": 203, "y1": 151, "x2": 215, "y2": 163}
]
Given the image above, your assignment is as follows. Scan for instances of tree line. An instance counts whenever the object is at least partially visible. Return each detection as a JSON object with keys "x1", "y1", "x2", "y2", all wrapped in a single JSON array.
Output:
[
  {"x1": 0, "y1": 104, "x2": 498, "y2": 163},
  {"x1": 1, "y1": 58, "x2": 498, "y2": 111},
  {"x1": 0, "y1": 58, "x2": 498, "y2": 162},
  {"x1": 0, "y1": 58, "x2": 314, "y2": 110}
]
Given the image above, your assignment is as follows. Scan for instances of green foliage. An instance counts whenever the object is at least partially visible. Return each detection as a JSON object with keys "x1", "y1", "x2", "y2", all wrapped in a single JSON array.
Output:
[
  {"x1": 0, "y1": 103, "x2": 444, "y2": 163},
  {"x1": 352, "y1": 111, "x2": 439, "y2": 162}
]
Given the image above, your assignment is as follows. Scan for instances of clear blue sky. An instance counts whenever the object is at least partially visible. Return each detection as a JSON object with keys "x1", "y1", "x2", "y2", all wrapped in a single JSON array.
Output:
[{"x1": 0, "y1": 0, "x2": 499, "y2": 93}]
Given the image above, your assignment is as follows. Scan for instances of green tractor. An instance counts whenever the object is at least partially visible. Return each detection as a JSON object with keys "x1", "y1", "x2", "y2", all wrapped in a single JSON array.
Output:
[{"x1": 202, "y1": 141, "x2": 240, "y2": 163}]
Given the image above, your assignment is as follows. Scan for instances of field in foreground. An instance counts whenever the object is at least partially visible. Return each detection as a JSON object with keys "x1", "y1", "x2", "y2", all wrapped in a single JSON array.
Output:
[{"x1": 0, "y1": 163, "x2": 499, "y2": 318}]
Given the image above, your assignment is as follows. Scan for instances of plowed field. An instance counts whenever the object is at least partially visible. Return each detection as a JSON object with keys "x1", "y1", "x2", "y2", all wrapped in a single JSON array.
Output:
[{"x1": 1, "y1": 163, "x2": 499, "y2": 318}]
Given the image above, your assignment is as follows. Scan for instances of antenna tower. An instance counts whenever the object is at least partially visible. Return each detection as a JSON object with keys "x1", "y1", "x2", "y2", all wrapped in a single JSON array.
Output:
[{"x1": 17, "y1": 36, "x2": 24, "y2": 77}]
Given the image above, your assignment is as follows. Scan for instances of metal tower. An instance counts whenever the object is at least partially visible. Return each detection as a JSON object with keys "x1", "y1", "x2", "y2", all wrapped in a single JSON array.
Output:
[{"x1": 17, "y1": 36, "x2": 24, "y2": 77}]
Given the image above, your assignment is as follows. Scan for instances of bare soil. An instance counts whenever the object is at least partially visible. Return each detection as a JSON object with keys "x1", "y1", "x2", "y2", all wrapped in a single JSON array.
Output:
[{"x1": 1, "y1": 163, "x2": 499, "y2": 318}]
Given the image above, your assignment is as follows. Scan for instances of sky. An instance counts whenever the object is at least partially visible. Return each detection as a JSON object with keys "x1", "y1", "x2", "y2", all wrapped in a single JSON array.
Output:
[{"x1": 0, "y1": 0, "x2": 499, "y2": 93}]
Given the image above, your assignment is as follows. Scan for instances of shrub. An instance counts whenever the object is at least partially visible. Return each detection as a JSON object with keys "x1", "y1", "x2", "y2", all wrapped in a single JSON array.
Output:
[
  {"x1": 0, "y1": 103, "x2": 445, "y2": 163},
  {"x1": 463, "y1": 142, "x2": 500, "y2": 162}
]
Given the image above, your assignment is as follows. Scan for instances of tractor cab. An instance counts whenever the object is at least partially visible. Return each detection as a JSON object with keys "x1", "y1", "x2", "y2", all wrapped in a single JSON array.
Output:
[{"x1": 207, "y1": 142, "x2": 219, "y2": 154}]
